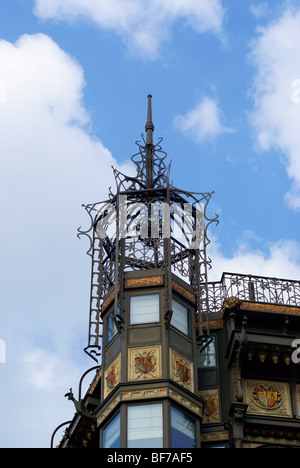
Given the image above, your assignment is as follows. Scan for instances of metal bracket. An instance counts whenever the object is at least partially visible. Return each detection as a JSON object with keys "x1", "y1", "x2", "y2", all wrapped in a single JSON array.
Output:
[{"x1": 164, "y1": 309, "x2": 173, "y2": 330}]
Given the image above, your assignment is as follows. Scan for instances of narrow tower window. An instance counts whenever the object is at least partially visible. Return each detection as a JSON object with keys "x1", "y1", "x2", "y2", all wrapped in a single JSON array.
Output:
[
  {"x1": 130, "y1": 294, "x2": 160, "y2": 325},
  {"x1": 106, "y1": 311, "x2": 118, "y2": 344},
  {"x1": 171, "y1": 406, "x2": 196, "y2": 448},
  {"x1": 103, "y1": 412, "x2": 121, "y2": 448},
  {"x1": 171, "y1": 299, "x2": 191, "y2": 336},
  {"x1": 197, "y1": 337, "x2": 216, "y2": 368},
  {"x1": 0, "y1": 339, "x2": 5, "y2": 364},
  {"x1": 127, "y1": 403, "x2": 163, "y2": 448}
]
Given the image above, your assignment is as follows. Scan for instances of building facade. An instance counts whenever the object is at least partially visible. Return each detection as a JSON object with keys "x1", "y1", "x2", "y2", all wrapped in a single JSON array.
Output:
[{"x1": 52, "y1": 97, "x2": 300, "y2": 449}]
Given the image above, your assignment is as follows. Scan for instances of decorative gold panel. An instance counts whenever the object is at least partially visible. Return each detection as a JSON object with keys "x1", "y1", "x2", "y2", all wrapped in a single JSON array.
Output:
[
  {"x1": 201, "y1": 320, "x2": 224, "y2": 331},
  {"x1": 122, "y1": 388, "x2": 168, "y2": 401},
  {"x1": 128, "y1": 346, "x2": 162, "y2": 382},
  {"x1": 170, "y1": 348, "x2": 194, "y2": 393},
  {"x1": 126, "y1": 276, "x2": 163, "y2": 288},
  {"x1": 199, "y1": 389, "x2": 220, "y2": 424},
  {"x1": 201, "y1": 432, "x2": 229, "y2": 443},
  {"x1": 169, "y1": 389, "x2": 202, "y2": 417},
  {"x1": 244, "y1": 380, "x2": 292, "y2": 418},
  {"x1": 296, "y1": 385, "x2": 300, "y2": 418},
  {"x1": 240, "y1": 302, "x2": 300, "y2": 317},
  {"x1": 103, "y1": 354, "x2": 121, "y2": 400},
  {"x1": 172, "y1": 281, "x2": 196, "y2": 303},
  {"x1": 98, "y1": 387, "x2": 203, "y2": 427},
  {"x1": 102, "y1": 285, "x2": 120, "y2": 312}
]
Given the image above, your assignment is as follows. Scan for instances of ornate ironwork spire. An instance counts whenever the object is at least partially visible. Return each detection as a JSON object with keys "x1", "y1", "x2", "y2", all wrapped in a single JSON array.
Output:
[
  {"x1": 145, "y1": 94, "x2": 154, "y2": 146},
  {"x1": 78, "y1": 95, "x2": 219, "y2": 362},
  {"x1": 145, "y1": 94, "x2": 154, "y2": 188}
]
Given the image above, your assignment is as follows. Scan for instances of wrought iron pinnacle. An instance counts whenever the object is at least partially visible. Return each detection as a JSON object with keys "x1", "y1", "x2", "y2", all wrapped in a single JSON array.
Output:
[{"x1": 145, "y1": 94, "x2": 154, "y2": 146}]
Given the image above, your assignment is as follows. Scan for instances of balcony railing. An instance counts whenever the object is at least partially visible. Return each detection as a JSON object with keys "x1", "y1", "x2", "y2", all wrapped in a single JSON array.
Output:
[{"x1": 207, "y1": 273, "x2": 300, "y2": 314}]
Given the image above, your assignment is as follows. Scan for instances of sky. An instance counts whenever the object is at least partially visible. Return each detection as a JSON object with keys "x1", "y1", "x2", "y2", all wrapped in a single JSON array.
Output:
[{"x1": 1, "y1": 0, "x2": 300, "y2": 448}]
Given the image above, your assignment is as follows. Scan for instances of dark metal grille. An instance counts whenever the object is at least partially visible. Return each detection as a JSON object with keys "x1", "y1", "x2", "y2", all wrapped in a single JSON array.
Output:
[
  {"x1": 222, "y1": 272, "x2": 300, "y2": 307},
  {"x1": 206, "y1": 273, "x2": 300, "y2": 314}
]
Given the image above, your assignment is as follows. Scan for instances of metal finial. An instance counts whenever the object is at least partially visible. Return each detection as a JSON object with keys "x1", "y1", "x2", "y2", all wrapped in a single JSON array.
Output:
[{"x1": 145, "y1": 94, "x2": 154, "y2": 146}]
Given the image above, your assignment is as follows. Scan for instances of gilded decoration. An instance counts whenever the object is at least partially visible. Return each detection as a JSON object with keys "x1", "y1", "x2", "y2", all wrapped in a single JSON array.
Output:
[
  {"x1": 88, "y1": 368, "x2": 102, "y2": 395},
  {"x1": 296, "y1": 385, "x2": 300, "y2": 418},
  {"x1": 244, "y1": 380, "x2": 292, "y2": 418},
  {"x1": 128, "y1": 346, "x2": 162, "y2": 382},
  {"x1": 199, "y1": 389, "x2": 220, "y2": 424},
  {"x1": 170, "y1": 348, "x2": 194, "y2": 393},
  {"x1": 240, "y1": 302, "x2": 300, "y2": 317},
  {"x1": 172, "y1": 281, "x2": 196, "y2": 303},
  {"x1": 126, "y1": 276, "x2": 163, "y2": 288},
  {"x1": 102, "y1": 285, "x2": 120, "y2": 312},
  {"x1": 97, "y1": 387, "x2": 202, "y2": 427},
  {"x1": 97, "y1": 394, "x2": 121, "y2": 427},
  {"x1": 243, "y1": 435, "x2": 300, "y2": 448},
  {"x1": 201, "y1": 432, "x2": 229, "y2": 443},
  {"x1": 103, "y1": 354, "x2": 121, "y2": 400},
  {"x1": 242, "y1": 443, "x2": 263, "y2": 449},
  {"x1": 122, "y1": 388, "x2": 168, "y2": 401},
  {"x1": 223, "y1": 296, "x2": 243, "y2": 311},
  {"x1": 201, "y1": 320, "x2": 224, "y2": 331},
  {"x1": 169, "y1": 390, "x2": 202, "y2": 417}
]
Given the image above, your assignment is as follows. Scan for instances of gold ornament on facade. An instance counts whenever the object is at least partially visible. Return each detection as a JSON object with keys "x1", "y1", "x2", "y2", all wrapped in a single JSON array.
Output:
[
  {"x1": 128, "y1": 346, "x2": 162, "y2": 382},
  {"x1": 199, "y1": 389, "x2": 221, "y2": 424},
  {"x1": 103, "y1": 354, "x2": 121, "y2": 399},
  {"x1": 170, "y1": 349, "x2": 194, "y2": 393}
]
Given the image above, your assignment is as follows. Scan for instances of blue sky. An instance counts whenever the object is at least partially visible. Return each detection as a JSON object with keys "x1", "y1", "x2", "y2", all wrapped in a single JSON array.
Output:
[{"x1": 1, "y1": 0, "x2": 300, "y2": 448}]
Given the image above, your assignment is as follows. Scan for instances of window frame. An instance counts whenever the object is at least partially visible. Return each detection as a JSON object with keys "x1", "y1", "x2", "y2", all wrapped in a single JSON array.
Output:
[
  {"x1": 106, "y1": 309, "x2": 118, "y2": 346},
  {"x1": 171, "y1": 296, "x2": 192, "y2": 338},
  {"x1": 170, "y1": 404, "x2": 197, "y2": 449},
  {"x1": 127, "y1": 402, "x2": 164, "y2": 449},
  {"x1": 129, "y1": 292, "x2": 161, "y2": 326},
  {"x1": 102, "y1": 411, "x2": 121, "y2": 449},
  {"x1": 196, "y1": 335, "x2": 217, "y2": 369}
]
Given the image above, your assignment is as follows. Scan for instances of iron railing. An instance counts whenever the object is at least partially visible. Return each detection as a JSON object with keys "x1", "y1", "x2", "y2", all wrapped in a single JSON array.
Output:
[{"x1": 207, "y1": 272, "x2": 300, "y2": 313}]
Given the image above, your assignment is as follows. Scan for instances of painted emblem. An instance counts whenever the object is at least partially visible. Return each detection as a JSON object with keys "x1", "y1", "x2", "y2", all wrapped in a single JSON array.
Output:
[
  {"x1": 176, "y1": 361, "x2": 190, "y2": 383},
  {"x1": 105, "y1": 368, "x2": 116, "y2": 390},
  {"x1": 252, "y1": 385, "x2": 283, "y2": 410},
  {"x1": 204, "y1": 398, "x2": 218, "y2": 418},
  {"x1": 135, "y1": 356, "x2": 155, "y2": 374},
  {"x1": 129, "y1": 346, "x2": 161, "y2": 382}
]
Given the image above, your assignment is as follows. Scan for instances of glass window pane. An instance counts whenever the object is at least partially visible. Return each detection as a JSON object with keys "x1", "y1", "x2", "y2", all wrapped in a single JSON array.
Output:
[
  {"x1": 197, "y1": 338, "x2": 216, "y2": 368},
  {"x1": 130, "y1": 295, "x2": 160, "y2": 325},
  {"x1": 171, "y1": 406, "x2": 196, "y2": 449},
  {"x1": 171, "y1": 299, "x2": 190, "y2": 336},
  {"x1": 107, "y1": 311, "x2": 118, "y2": 344},
  {"x1": 128, "y1": 404, "x2": 163, "y2": 448},
  {"x1": 103, "y1": 412, "x2": 120, "y2": 448}
]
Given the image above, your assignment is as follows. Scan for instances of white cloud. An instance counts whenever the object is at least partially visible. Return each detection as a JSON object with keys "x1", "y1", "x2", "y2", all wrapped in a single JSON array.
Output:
[
  {"x1": 0, "y1": 33, "x2": 132, "y2": 447},
  {"x1": 250, "y1": 2, "x2": 270, "y2": 19},
  {"x1": 174, "y1": 97, "x2": 234, "y2": 143},
  {"x1": 33, "y1": 0, "x2": 226, "y2": 58},
  {"x1": 22, "y1": 348, "x2": 79, "y2": 391},
  {"x1": 250, "y1": 8, "x2": 300, "y2": 210},
  {"x1": 209, "y1": 236, "x2": 300, "y2": 282}
]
